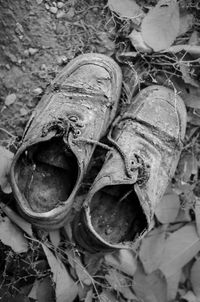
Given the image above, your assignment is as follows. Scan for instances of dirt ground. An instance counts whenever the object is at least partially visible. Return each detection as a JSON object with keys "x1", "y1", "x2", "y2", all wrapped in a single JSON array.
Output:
[{"x1": 0, "y1": 0, "x2": 116, "y2": 143}]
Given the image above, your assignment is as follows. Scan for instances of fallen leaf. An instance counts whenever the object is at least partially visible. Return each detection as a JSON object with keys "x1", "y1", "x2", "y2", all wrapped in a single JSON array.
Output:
[
  {"x1": 139, "y1": 226, "x2": 166, "y2": 274},
  {"x1": 189, "y1": 31, "x2": 199, "y2": 46},
  {"x1": 28, "y1": 280, "x2": 39, "y2": 300},
  {"x1": 108, "y1": 0, "x2": 144, "y2": 20},
  {"x1": 98, "y1": 290, "x2": 120, "y2": 302},
  {"x1": 37, "y1": 276, "x2": 55, "y2": 302},
  {"x1": 190, "y1": 258, "x2": 200, "y2": 298},
  {"x1": 178, "y1": 12, "x2": 194, "y2": 36},
  {"x1": 133, "y1": 263, "x2": 167, "y2": 302},
  {"x1": 0, "y1": 216, "x2": 28, "y2": 253},
  {"x1": 159, "y1": 224, "x2": 200, "y2": 277},
  {"x1": 5, "y1": 93, "x2": 17, "y2": 106},
  {"x1": 176, "y1": 152, "x2": 198, "y2": 183},
  {"x1": 182, "y1": 290, "x2": 198, "y2": 302},
  {"x1": 194, "y1": 198, "x2": 200, "y2": 238},
  {"x1": 0, "y1": 146, "x2": 13, "y2": 193},
  {"x1": 49, "y1": 230, "x2": 61, "y2": 248},
  {"x1": 141, "y1": 0, "x2": 180, "y2": 51},
  {"x1": 84, "y1": 252, "x2": 103, "y2": 275},
  {"x1": 0, "y1": 203, "x2": 33, "y2": 237},
  {"x1": 129, "y1": 30, "x2": 152, "y2": 53},
  {"x1": 105, "y1": 249, "x2": 137, "y2": 276},
  {"x1": 155, "y1": 193, "x2": 180, "y2": 224},
  {"x1": 105, "y1": 268, "x2": 136, "y2": 300},
  {"x1": 163, "y1": 44, "x2": 200, "y2": 57},
  {"x1": 84, "y1": 289, "x2": 93, "y2": 302},
  {"x1": 179, "y1": 65, "x2": 199, "y2": 88},
  {"x1": 166, "y1": 269, "x2": 181, "y2": 301},
  {"x1": 74, "y1": 255, "x2": 92, "y2": 286},
  {"x1": 42, "y1": 244, "x2": 78, "y2": 302}
]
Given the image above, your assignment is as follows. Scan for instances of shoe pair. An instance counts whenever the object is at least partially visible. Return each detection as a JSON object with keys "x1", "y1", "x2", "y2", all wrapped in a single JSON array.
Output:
[{"x1": 10, "y1": 54, "x2": 187, "y2": 252}]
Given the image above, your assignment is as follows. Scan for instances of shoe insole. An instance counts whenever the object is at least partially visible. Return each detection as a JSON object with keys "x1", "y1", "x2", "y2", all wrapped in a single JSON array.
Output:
[
  {"x1": 17, "y1": 139, "x2": 77, "y2": 213},
  {"x1": 90, "y1": 185, "x2": 147, "y2": 244}
]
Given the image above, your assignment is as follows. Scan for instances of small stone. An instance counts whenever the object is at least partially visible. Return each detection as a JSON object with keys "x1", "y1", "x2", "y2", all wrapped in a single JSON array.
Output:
[
  {"x1": 40, "y1": 64, "x2": 46, "y2": 70},
  {"x1": 45, "y1": 3, "x2": 50, "y2": 10},
  {"x1": 56, "y1": 10, "x2": 65, "y2": 19},
  {"x1": 57, "y1": 55, "x2": 68, "y2": 65},
  {"x1": 24, "y1": 49, "x2": 29, "y2": 57},
  {"x1": 36, "y1": 0, "x2": 43, "y2": 4},
  {"x1": 20, "y1": 108, "x2": 28, "y2": 116},
  {"x1": 28, "y1": 48, "x2": 38, "y2": 55},
  {"x1": 57, "y1": 1, "x2": 64, "y2": 9},
  {"x1": 66, "y1": 7, "x2": 74, "y2": 19},
  {"x1": 5, "y1": 93, "x2": 17, "y2": 106},
  {"x1": 32, "y1": 87, "x2": 43, "y2": 96},
  {"x1": 49, "y1": 6, "x2": 58, "y2": 14}
]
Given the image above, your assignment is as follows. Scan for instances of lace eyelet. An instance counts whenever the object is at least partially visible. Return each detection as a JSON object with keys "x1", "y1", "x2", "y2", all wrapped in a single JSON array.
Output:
[{"x1": 73, "y1": 129, "x2": 81, "y2": 137}]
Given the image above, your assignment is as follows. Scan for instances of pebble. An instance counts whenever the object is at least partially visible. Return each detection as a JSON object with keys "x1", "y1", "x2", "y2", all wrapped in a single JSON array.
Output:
[
  {"x1": 45, "y1": 3, "x2": 50, "y2": 10},
  {"x1": 57, "y1": 55, "x2": 68, "y2": 65},
  {"x1": 57, "y1": 1, "x2": 64, "y2": 9},
  {"x1": 24, "y1": 49, "x2": 29, "y2": 57},
  {"x1": 49, "y1": 6, "x2": 58, "y2": 14},
  {"x1": 56, "y1": 11, "x2": 65, "y2": 19},
  {"x1": 5, "y1": 93, "x2": 17, "y2": 106},
  {"x1": 36, "y1": 0, "x2": 43, "y2": 4},
  {"x1": 20, "y1": 108, "x2": 28, "y2": 116},
  {"x1": 28, "y1": 48, "x2": 38, "y2": 55},
  {"x1": 32, "y1": 87, "x2": 43, "y2": 96}
]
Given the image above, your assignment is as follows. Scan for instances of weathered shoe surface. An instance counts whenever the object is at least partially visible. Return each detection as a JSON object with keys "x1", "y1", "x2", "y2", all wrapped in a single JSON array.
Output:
[
  {"x1": 10, "y1": 53, "x2": 122, "y2": 229},
  {"x1": 73, "y1": 85, "x2": 187, "y2": 252}
]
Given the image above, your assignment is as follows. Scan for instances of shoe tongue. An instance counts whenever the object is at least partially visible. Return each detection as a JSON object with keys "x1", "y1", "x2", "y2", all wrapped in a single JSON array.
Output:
[
  {"x1": 97, "y1": 151, "x2": 139, "y2": 185},
  {"x1": 63, "y1": 64, "x2": 112, "y2": 96}
]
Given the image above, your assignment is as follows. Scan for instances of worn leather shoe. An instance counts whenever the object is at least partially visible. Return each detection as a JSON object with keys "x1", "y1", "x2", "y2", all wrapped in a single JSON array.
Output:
[
  {"x1": 73, "y1": 85, "x2": 187, "y2": 252},
  {"x1": 10, "y1": 53, "x2": 122, "y2": 229}
]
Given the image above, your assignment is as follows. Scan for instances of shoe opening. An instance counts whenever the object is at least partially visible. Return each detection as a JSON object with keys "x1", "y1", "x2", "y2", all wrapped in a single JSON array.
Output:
[
  {"x1": 14, "y1": 137, "x2": 78, "y2": 213},
  {"x1": 90, "y1": 184, "x2": 148, "y2": 245}
]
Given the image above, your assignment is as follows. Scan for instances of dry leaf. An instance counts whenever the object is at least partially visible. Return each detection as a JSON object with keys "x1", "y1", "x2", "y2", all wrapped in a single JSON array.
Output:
[
  {"x1": 178, "y1": 12, "x2": 194, "y2": 36},
  {"x1": 42, "y1": 244, "x2": 78, "y2": 302},
  {"x1": 163, "y1": 44, "x2": 200, "y2": 57},
  {"x1": 84, "y1": 289, "x2": 93, "y2": 302},
  {"x1": 5, "y1": 93, "x2": 17, "y2": 106},
  {"x1": 0, "y1": 216, "x2": 28, "y2": 253},
  {"x1": 98, "y1": 290, "x2": 120, "y2": 302},
  {"x1": 166, "y1": 269, "x2": 181, "y2": 301},
  {"x1": 141, "y1": 0, "x2": 180, "y2": 51},
  {"x1": 190, "y1": 258, "x2": 200, "y2": 298},
  {"x1": 37, "y1": 276, "x2": 54, "y2": 302},
  {"x1": 179, "y1": 65, "x2": 199, "y2": 88},
  {"x1": 155, "y1": 193, "x2": 180, "y2": 224},
  {"x1": 108, "y1": 0, "x2": 143, "y2": 20},
  {"x1": 133, "y1": 263, "x2": 167, "y2": 302},
  {"x1": 74, "y1": 255, "x2": 92, "y2": 286},
  {"x1": 105, "y1": 269, "x2": 136, "y2": 300},
  {"x1": 28, "y1": 280, "x2": 39, "y2": 300},
  {"x1": 139, "y1": 226, "x2": 166, "y2": 274},
  {"x1": 182, "y1": 290, "x2": 198, "y2": 302},
  {"x1": 105, "y1": 249, "x2": 137, "y2": 276},
  {"x1": 189, "y1": 31, "x2": 199, "y2": 46},
  {"x1": 159, "y1": 224, "x2": 200, "y2": 277},
  {"x1": 195, "y1": 198, "x2": 200, "y2": 238},
  {"x1": 49, "y1": 230, "x2": 61, "y2": 248},
  {"x1": 129, "y1": 30, "x2": 152, "y2": 53},
  {"x1": 0, "y1": 203, "x2": 33, "y2": 237},
  {"x1": 0, "y1": 146, "x2": 13, "y2": 193}
]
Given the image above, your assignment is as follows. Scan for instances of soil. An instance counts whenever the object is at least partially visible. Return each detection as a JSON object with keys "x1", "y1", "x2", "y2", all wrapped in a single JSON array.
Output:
[{"x1": 0, "y1": 0, "x2": 115, "y2": 145}]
